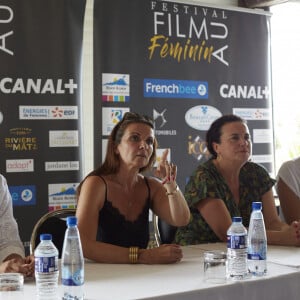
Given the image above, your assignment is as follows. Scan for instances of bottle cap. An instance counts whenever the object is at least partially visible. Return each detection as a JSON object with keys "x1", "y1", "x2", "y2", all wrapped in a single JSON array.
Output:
[
  {"x1": 232, "y1": 216, "x2": 242, "y2": 223},
  {"x1": 40, "y1": 233, "x2": 52, "y2": 241},
  {"x1": 252, "y1": 202, "x2": 262, "y2": 210},
  {"x1": 67, "y1": 216, "x2": 77, "y2": 226}
]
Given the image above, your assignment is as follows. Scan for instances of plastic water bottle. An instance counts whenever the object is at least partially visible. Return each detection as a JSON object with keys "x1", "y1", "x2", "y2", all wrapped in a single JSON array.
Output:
[
  {"x1": 248, "y1": 201, "x2": 267, "y2": 276},
  {"x1": 61, "y1": 216, "x2": 84, "y2": 300},
  {"x1": 34, "y1": 233, "x2": 59, "y2": 299},
  {"x1": 226, "y1": 217, "x2": 248, "y2": 280}
]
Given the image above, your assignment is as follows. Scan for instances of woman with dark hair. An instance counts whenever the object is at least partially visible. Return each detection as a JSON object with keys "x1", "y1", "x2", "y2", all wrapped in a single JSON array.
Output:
[
  {"x1": 175, "y1": 114, "x2": 300, "y2": 246},
  {"x1": 76, "y1": 112, "x2": 190, "y2": 264}
]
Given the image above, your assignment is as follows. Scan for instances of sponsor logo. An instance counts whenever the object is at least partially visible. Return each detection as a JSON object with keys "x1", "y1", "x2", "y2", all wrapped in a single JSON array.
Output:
[
  {"x1": 251, "y1": 154, "x2": 273, "y2": 164},
  {"x1": 153, "y1": 108, "x2": 177, "y2": 136},
  {"x1": 253, "y1": 129, "x2": 272, "y2": 144},
  {"x1": 9, "y1": 185, "x2": 36, "y2": 206},
  {"x1": 188, "y1": 135, "x2": 210, "y2": 161},
  {"x1": 45, "y1": 161, "x2": 80, "y2": 171},
  {"x1": 144, "y1": 79, "x2": 208, "y2": 99},
  {"x1": 220, "y1": 84, "x2": 269, "y2": 100},
  {"x1": 0, "y1": 78, "x2": 77, "y2": 94},
  {"x1": 185, "y1": 105, "x2": 222, "y2": 130},
  {"x1": 233, "y1": 108, "x2": 270, "y2": 120},
  {"x1": 49, "y1": 130, "x2": 79, "y2": 147},
  {"x1": 19, "y1": 106, "x2": 78, "y2": 120},
  {"x1": 102, "y1": 107, "x2": 130, "y2": 135},
  {"x1": 48, "y1": 183, "x2": 78, "y2": 209},
  {"x1": 102, "y1": 73, "x2": 130, "y2": 102},
  {"x1": 153, "y1": 109, "x2": 167, "y2": 128},
  {"x1": 4, "y1": 127, "x2": 38, "y2": 151},
  {"x1": 6, "y1": 159, "x2": 34, "y2": 172}
]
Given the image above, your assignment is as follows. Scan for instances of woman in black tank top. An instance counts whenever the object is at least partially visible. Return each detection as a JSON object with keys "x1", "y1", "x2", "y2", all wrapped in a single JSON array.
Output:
[{"x1": 76, "y1": 112, "x2": 190, "y2": 264}]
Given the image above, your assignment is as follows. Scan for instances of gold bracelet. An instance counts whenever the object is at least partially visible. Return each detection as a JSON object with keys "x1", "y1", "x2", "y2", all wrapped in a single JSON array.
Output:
[
  {"x1": 129, "y1": 247, "x2": 139, "y2": 264},
  {"x1": 165, "y1": 184, "x2": 179, "y2": 196}
]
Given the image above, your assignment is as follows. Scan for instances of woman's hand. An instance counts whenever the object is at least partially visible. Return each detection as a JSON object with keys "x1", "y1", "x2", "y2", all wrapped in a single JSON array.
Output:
[
  {"x1": 154, "y1": 148, "x2": 177, "y2": 188},
  {"x1": 139, "y1": 244, "x2": 183, "y2": 264},
  {"x1": 268, "y1": 220, "x2": 300, "y2": 246},
  {"x1": 291, "y1": 220, "x2": 300, "y2": 246},
  {"x1": 23, "y1": 255, "x2": 35, "y2": 277}
]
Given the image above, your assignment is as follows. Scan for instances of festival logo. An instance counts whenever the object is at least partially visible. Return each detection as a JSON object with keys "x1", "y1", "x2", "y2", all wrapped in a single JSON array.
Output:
[{"x1": 148, "y1": 1, "x2": 229, "y2": 66}]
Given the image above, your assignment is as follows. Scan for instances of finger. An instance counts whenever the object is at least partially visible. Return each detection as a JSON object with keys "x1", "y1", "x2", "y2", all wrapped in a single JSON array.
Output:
[
  {"x1": 161, "y1": 148, "x2": 169, "y2": 161},
  {"x1": 172, "y1": 165, "x2": 177, "y2": 179}
]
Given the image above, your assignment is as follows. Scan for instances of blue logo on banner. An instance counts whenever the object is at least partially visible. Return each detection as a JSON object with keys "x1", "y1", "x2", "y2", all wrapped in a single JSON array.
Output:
[
  {"x1": 144, "y1": 79, "x2": 208, "y2": 99},
  {"x1": 9, "y1": 185, "x2": 36, "y2": 206}
]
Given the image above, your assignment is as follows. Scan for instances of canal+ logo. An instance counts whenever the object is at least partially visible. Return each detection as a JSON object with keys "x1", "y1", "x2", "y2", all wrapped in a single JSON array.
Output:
[{"x1": 143, "y1": 78, "x2": 208, "y2": 99}]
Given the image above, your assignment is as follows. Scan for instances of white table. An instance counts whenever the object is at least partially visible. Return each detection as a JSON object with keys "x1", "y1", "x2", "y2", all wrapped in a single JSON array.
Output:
[{"x1": 1, "y1": 243, "x2": 300, "y2": 300}]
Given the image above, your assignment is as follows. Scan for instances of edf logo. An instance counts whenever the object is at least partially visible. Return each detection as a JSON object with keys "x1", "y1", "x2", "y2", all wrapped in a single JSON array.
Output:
[{"x1": 144, "y1": 78, "x2": 208, "y2": 99}]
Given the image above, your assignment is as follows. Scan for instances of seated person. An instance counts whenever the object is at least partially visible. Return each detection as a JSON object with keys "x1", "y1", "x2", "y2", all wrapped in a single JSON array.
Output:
[
  {"x1": 276, "y1": 156, "x2": 300, "y2": 224},
  {"x1": 175, "y1": 114, "x2": 300, "y2": 246},
  {"x1": 76, "y1": 112, "x2": 190, "y2": 264},
  {"x1": 0, "y1": 174, "x2": 34, "y2": 276}
]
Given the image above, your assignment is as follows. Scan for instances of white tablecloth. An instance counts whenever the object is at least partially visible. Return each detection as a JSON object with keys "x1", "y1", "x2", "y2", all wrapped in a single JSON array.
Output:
[{"x1": 1, "y1": 243, "x2": 300, "y2": 300}]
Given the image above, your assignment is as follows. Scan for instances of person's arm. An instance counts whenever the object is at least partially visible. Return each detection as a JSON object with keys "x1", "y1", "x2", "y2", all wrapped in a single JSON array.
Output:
[
  {"x1": 0, "y1": 254, "x2": 34, "y2": 276},
  {"x1": 0, "y1": 175, "x2": 25, "y2": 263},
  {"x1": 196, "y1": 198, "x2": 232, "y2": 242},
  {"x1": 151, "y1": 149, "x2": 190, "y2": 227},
  {"x1": 150, "y1": 177, "x2": 190, "y2": 227},
  {"x1": 262, "y1": 189, "x2": 300, "y2": 246},
  {"x1": 277, "y1": 177, "x2": 300, "y2": 225}
]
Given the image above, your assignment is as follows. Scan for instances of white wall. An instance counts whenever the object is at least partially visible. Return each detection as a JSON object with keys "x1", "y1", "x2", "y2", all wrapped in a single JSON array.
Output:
[{"x1": 81, "y1": 0, "x2": 240, "y2": 177}]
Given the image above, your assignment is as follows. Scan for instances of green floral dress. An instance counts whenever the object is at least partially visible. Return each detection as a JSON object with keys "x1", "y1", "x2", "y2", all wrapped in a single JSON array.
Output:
[{"x1": 174, "y1": 159, "x2": 276, "y2": 245}]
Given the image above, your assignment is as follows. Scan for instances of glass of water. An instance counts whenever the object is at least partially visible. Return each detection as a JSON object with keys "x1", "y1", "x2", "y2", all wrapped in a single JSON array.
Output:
[{"x1": 203, "y1": 250, "x2": 227, "y2": 284}]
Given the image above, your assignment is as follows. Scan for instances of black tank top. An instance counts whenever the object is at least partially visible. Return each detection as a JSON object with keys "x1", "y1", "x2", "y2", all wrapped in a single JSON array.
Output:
[{"x1": 97, "y1": 176, "x2": 151, "y2": 249}]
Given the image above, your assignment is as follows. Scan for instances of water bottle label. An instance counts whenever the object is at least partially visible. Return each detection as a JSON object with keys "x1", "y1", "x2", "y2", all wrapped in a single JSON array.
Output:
[
  {"x1": 35, "y1": 256, "x2": 58, "y2": 273},
  {"x1": 247, "y1": 253, "x2": 266, "y2": 260},
  {"x1": 227, "y1": 235, "x2": 247, "y2": 249},
  {"x1": 62, "y1": 268, "x2": 84, "y2": 286}
]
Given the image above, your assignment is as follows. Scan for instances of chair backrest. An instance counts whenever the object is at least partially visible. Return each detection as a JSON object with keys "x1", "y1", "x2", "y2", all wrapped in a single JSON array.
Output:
[
  {"x1": 153, "y1": 213, "x2": 177, "y2": 246},
  {"x1": 30, "y1": 208, "x2": 76, "y2": 257}
]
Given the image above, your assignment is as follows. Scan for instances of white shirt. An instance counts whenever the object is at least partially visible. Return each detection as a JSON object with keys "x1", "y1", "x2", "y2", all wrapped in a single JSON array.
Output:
[
  {"x1": 0, "y1": 174, "x2": 24, "y2": 262},
  {"x1": 276, "y1": 157, "x2": 300, "y2": 198}
]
